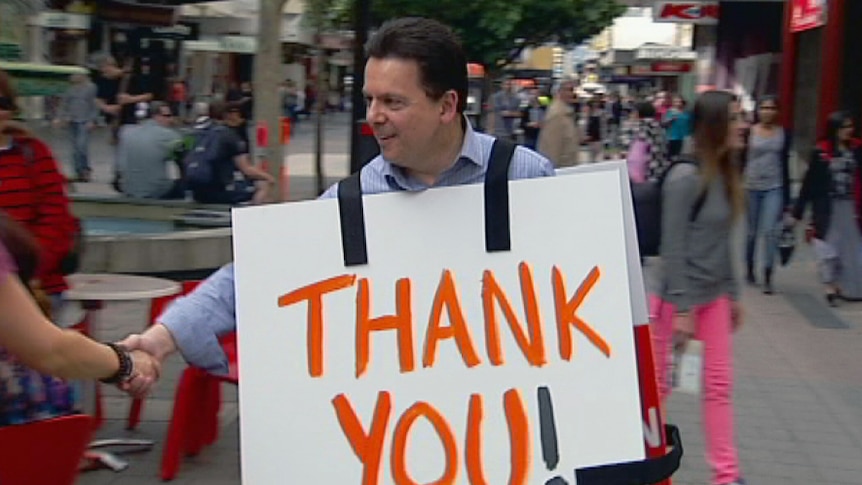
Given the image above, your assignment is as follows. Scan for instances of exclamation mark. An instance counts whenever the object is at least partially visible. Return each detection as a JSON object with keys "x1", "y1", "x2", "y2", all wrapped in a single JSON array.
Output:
[{"x1": 538, "y1": 386, "x2": 569, "y2": 485}]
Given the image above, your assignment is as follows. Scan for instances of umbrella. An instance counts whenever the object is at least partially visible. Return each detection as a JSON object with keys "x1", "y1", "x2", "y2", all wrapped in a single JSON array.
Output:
[{"x1": 778, "y1": 224, "x2": 796, "y2": 266}]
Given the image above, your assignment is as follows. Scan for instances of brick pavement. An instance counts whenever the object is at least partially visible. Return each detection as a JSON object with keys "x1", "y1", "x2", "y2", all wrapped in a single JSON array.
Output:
[{"x1": 30, "y1": 119, "x2": 862, "y2": 484}]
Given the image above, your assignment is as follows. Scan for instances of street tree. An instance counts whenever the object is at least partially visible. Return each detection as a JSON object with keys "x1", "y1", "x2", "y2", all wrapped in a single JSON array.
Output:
[
  {"x1": 368, "y1": 0, "x2": 625, "y2": 68},
  {"x1": 254, "y1": 0, "x2": 289, "y2": 202}
]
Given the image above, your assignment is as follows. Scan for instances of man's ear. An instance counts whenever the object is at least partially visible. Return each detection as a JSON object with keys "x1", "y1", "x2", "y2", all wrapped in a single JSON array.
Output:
[{"x1": 440, "y1": 90, "x2": 459, "y2": 123}]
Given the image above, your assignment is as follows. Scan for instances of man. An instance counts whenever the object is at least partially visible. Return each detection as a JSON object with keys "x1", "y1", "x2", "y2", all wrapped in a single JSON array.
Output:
[
  {"x1": 538, "y1": 79, "x2": 580, "y2": 168},
  {"x1": 55, "y1": 72, "x2": 98, "y2": 182},
  {"x1": 185, "y1": 101, "x2": 272, "y2": 205},
  {"x1": 96, "y1": 56, "x2": 154, "y2": 188},
  {"x1": 491, "y1": 78, "x2": 521, "y2": 140},
  {"x1": 226, "y1": 81, "x2": 253, "y2": 121},
  {"x1": 118, "y1": 17, "x2": 553, "y2": 391},
  {"x1": 224, "y1": 101, "x2": 250, "y2": 147},
  {"x1": 117, "y1": 101, "x2": 185, "y2": 199}
]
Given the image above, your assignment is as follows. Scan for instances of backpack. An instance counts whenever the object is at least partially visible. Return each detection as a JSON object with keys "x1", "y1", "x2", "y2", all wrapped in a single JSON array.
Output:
[
  {"x1": 184, "y1": 125, "x2": 227, "y2": 189},
  {"x1": 627, "y1": 136, "x2": 650, "y2": 183},
  {"x1": 632, "y1": 159, "x2": 705, "y2": 257},
  {"x1": 20, "y1": 141, "x2": 83, "y2": 275}
]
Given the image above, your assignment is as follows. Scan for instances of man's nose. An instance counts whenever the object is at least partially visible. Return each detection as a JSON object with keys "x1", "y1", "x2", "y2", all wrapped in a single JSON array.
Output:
[{"x1": 366, "y1": 100, "x2": 384, "y2": 124}]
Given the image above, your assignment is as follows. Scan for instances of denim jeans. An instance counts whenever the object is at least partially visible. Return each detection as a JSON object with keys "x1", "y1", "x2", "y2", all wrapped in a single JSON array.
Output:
[
  {"x1": 746, "y1": 187, "x2": 783, "y2": 271},
  {"x1": 69, "y1": 121, "x2": 91, "y2": 176}
]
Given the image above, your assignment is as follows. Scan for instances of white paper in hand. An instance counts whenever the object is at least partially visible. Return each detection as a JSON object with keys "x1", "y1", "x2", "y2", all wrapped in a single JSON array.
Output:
[{"x1": 674, "y1": 340, "x2": 703, "y2": 395}]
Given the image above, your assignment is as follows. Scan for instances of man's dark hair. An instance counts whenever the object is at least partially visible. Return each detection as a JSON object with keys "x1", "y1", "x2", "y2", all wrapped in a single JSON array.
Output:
[
  {"x1": 636, "y1": 101, "x2": 656, "y2": 119},
  {"x1": 209, "y1": 101, "x2": 227, "y2": 121},
  {"x1": 365, "y1": 17, "x2": 468, "y2": 113}
]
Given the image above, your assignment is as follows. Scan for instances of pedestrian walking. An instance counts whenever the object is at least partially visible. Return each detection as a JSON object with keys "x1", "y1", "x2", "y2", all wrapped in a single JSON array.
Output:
[
  {"x1": 650, "y1": 90, "x2": 747, "y2": 485},
  {"x1": 743, "y1": 95, "x2": 792, "y2": 293},
  {"x1": 55, "y1": 72, "x2": 98, "y2": 182},
  {"x1": 792, "y1": 111, "x2": 862, "y2": 305}
]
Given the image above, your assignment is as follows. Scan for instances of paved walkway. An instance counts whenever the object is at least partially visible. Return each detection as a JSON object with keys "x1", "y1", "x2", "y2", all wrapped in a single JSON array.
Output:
[{"x1": 29, "y1": 119, "x2": 862, "y2": 484}]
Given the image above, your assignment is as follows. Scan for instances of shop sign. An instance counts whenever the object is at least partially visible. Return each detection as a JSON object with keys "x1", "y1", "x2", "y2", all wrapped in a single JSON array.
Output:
[
  {"x1": 96, "y1": 0, "x2": 177, "y2": 27},
  {"x1": 790, "y1": 0, "x2": 827, "y2": 33},
  {"x1": 184, "y1": 36, "x2": 257, "y2": 54},
  {"x1": 630, "y1": 65, "x2": 652, "y2": 76},
  {"x1": 32, "y1": 12, "x2": 91, "y2": 30},
  {"x1": 635, "y1": 46, "x2": 697, "y2": 61},
  {"x1": 0, "y1": 0, "x2": 25, "y2": 61},
  {"x1": 654, "y1": 2, "x2": 719, "y2": 25},
  {"x1": 651, "y1": 62, "x2": 692, "y2": 73},
  {"x1": 134, "y1": 22, "x2": 198, "y2": 41}
]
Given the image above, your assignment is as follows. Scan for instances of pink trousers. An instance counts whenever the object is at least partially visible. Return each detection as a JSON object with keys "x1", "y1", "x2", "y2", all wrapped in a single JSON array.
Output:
[{"x1": 649, "y1": 294, "x2": 740, "y2": 485}]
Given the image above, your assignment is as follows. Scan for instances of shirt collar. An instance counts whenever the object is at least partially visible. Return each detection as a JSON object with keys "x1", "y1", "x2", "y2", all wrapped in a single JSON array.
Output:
[{"x1": 382, "y1": 116, "x2": 483, "y2": 190}]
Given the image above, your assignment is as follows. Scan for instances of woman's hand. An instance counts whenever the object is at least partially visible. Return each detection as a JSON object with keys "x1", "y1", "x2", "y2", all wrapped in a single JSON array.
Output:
[{"x1": 672, "y1": 311, "x2": 695, "y2": 344}]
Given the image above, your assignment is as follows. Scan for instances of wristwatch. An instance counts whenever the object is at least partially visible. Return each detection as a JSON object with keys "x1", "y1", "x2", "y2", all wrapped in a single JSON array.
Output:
[{"x1": 100, "y1": 342, "x2": 135, "y2": 384}]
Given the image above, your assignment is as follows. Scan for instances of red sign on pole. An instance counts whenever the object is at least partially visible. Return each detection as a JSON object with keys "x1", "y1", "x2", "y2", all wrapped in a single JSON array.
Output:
[
  {"x1": 790, "y1": 0, "x2": 827, "y2": 33},
  {"x1": 654, "y1": 2, "x2": 719, "y2": 25}
]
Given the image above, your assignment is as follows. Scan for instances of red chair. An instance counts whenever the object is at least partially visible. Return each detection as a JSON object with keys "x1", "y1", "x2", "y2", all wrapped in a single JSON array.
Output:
[
  {"x1": 0, "y1": 414, "x2": 94, "y2": 485},
  {"x1": 160, "y1": 332, "x2": 238, "y2": 481},
  {"x1": 127, "y1": 280, "x2": 201, "y2": 430}
]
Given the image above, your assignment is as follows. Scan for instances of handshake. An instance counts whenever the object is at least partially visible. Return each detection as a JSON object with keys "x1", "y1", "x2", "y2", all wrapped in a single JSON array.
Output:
[{"x1": 113, "y1": 324, "x2": 177, "y2": 398}]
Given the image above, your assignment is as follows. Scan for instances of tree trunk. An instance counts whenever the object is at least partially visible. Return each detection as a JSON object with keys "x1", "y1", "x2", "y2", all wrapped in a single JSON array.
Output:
[{"x1": 254, "y1": 0, "x2": 287, "y2": 202}]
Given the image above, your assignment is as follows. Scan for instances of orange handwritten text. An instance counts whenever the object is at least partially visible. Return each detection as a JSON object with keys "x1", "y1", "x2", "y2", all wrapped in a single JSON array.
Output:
[
  {"x1": 356, "y1": 277, "x2": 415, "y2": 378},
  {"x1": 553, "y1": 265, "x2": 611, "y2": 359},
  {"x1": 277, "y1": 263, "x2": 611, "y2": 378},
  {"x1": 423, "y1": 269, "x2": 482, "y2": 369},
  {"x1": 334, "y1": 389, "x2": 532, "y2": 485},
  {"x1": 278, "y1": 274, "x2": 357, "y2": 377},
  {"x1": 482, "y1": 262, "x2": 547, "y2": 367},
  {"x1": 332, "y1": 391, "x2": 392, "y2": 485}
]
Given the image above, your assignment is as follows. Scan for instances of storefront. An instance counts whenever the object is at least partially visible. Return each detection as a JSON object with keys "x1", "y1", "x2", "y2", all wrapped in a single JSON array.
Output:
[
  {"x1": 30, "y1": 11, "x2": 92, "y2": 66},
  {"x1": 631, "y1": 44, "x2": 696, "y2": 96},
  {"x1": 778, "y1": 0, "x2": 858, "y2": 159},
  {"x1": 183, "y1": 36, "x2": 257, "y2": 98}
]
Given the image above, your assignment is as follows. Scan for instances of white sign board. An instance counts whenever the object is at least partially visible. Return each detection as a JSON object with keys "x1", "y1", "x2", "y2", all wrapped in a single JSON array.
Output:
[
  {"x1": 635, "y1": 46, "x2": 698, "y2": 61},
  {"x1": 232, "y1": 167, "x2": 645, "y2": 484}
]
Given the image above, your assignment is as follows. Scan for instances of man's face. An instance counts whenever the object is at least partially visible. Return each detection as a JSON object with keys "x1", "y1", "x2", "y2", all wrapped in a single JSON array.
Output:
[
  {"x1": 364, "y1": 57, "x2": 455, "y2": 170},
  {"x1": 559, "y1": 83, "x2": 575, "y2": 104},
  {"x1": 155, "y1": 107, "x2": 174, "y2": 127}
]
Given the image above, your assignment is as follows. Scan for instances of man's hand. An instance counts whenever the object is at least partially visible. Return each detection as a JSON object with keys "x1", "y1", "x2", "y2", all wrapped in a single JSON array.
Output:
[
  {"x1": 117, "y1": 93, "x2": 133, "y2": 105},
  {"x1": 103, "y1": 104, "x2": 120, "y2": 116},
  {"x1": 116, "y1": 324, "x2": 178, "y2": 396},
  {"x1": 125, "y1": 350, "x2": 161, "y2": 397}
]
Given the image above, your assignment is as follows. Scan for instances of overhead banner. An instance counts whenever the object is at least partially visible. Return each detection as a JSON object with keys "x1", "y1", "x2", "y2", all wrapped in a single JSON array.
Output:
[
  {"x1": 790, "y1": 0, "x2": 827, "y2": 33},
  {"x1": 654, "y1": 2, "x2": 719, "y2": 25},
  {"x1": 233, "y1": 163, "x2": 649, "y2": 483}
]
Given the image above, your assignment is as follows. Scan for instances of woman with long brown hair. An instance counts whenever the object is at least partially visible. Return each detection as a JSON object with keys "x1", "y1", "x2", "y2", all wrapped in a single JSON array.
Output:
[
  {"x1": 0, "y1": 212, "x2": 160, "y2": 425},
  {"x1": 650, "y1": 90, "x2": 746, "y2": 485}
]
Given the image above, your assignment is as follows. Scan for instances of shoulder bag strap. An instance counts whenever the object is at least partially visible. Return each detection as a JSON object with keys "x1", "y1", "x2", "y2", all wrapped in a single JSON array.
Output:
[{"x1": 484, "y1": 138, "x2": 516, "y2": 252}]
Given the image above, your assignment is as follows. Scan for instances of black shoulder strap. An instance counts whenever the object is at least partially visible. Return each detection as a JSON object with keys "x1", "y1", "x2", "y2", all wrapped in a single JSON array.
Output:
[
  {"x1": 574, "y1": 424, "x2": 683, "y2": 485},
  {"x1": 336, "y1": 139, "x2": 517, "y2": 267},
  {"x1": 484, "y1": 138, "x2": 516, "y2": 252},
  {"x1": 337, "y1": 172, "x2": 368, "y2": 266},
  {"x1": 660, "y1": 159, "x2": 706, "y2": 223}
]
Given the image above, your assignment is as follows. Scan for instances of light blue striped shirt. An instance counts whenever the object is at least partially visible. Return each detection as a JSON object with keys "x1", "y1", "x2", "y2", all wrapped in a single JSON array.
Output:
[{"x1": 160, "y1": 120, "x2": 555, "y2": 374}]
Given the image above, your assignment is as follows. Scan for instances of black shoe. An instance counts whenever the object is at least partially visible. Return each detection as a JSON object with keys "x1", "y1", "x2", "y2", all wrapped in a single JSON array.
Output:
[
  {"x1": 826, "y1": 292, "x2": 839, "y2": 307},
  {"x1": 763, "y1": 268, "x2": 773, "y2": 294}
]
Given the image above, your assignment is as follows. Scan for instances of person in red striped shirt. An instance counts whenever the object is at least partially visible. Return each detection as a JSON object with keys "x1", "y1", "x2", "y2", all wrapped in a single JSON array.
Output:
[{"x1": 0, "y1": 68, "x2": 78, "y2": 316}]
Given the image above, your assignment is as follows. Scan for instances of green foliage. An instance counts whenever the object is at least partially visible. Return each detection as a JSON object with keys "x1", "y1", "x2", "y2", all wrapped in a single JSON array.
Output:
[{"x1": 368, "y1": 0, "x2": 625, "y2": 68}]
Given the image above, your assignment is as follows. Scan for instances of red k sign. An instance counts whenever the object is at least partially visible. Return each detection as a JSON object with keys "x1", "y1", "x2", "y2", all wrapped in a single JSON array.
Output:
[{"x1": 654, "y1": 2, "x2": 719, "y2": 25}]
